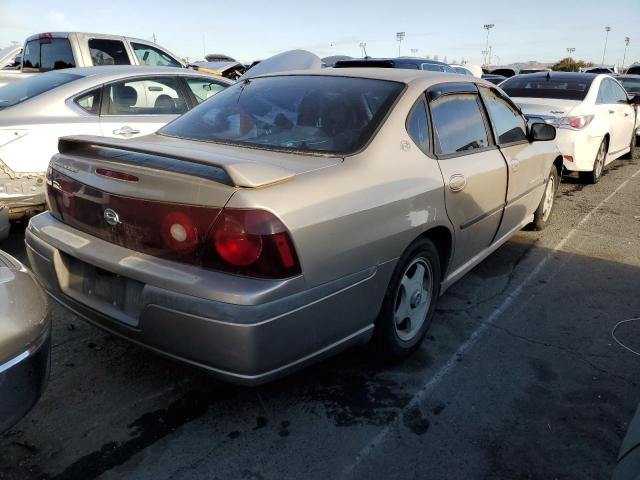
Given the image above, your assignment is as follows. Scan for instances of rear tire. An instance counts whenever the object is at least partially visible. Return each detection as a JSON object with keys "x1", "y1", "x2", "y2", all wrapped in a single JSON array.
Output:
[
  {"x1": 580, "y1": 137, "x2": 607, "y2": 184},
  {"x1": 370, "y1": 238, "x2": 441, "y2": 359},
  {"x1": 621, "y1": 131, "x2": 636, "y2": 159},
  {"x1": 531, "y1": 166, "x2": 559, "y2": 231}
]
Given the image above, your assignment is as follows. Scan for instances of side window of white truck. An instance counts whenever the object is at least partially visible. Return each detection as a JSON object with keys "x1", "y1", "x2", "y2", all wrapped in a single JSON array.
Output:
[
  {"x1": 89, "y1": 39, "x2": 131, "y2": 66},
  {"x1": 130, "y1": 43, "x2": 182, "y2": 68}
]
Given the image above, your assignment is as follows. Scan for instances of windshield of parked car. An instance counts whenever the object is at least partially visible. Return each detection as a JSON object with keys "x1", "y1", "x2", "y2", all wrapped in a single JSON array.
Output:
[
  {"x1": 160, "y1": 75, "x2": 405, "y2": 155},
  {"x1": 618, "y1": 77, "x2": 640, "y2": 94},
  {"x1": 500, "y1": 76, "x2": 594, "y2": 100},
  {"x1": 0, "y1": 72, "x2": 81, "y2": 109}
]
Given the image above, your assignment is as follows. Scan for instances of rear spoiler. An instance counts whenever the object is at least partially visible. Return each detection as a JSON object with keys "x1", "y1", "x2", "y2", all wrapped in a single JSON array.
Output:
[{"x1": 57, "y1": 136, "x2": 296, "y2": 188}]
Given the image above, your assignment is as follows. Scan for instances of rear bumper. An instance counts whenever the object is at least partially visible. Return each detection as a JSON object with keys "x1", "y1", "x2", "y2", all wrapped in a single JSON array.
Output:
[
  {"x1": 26, "y1": 213, "x2": 391, "y2": 385},
  {"x1": 555, "y1": 129, "x2": 602, "y2": 172},
  {"x1": 0, "y1": 327, "x2": 51, "y2": 433}
]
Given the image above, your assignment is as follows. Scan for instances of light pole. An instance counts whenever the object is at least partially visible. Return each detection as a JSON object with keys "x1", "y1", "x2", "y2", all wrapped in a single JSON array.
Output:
[
  {"x1": 602, "y1": 26, "x2": 611, "y2": 66},
  {"x1": 410, "y1": 48, "x2": 418, "y2": 56},
  {"x1": 396, "y1": 32, "x2": 405, "y2": 57},
  {"x1": 483, "y1": 24, "x2": 494, "y2": 68},
  {"x1": 622, "y1": 37, "x2": 631, "y2": 71},
  {"x1": 567, "y1": 47, "x2": 576, "y2": 71},
  {"x1": 359, "y1": 42, "x2": 368, "y2": 58}
]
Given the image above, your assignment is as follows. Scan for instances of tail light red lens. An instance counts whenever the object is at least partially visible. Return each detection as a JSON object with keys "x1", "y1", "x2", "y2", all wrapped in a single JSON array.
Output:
[
  {"x1": 557, "y1": 115, "x2": 594, "y2": 130},
  {"x1": 204, "y1": 209, "x2": 301, "y2": 278},
  {"x1": 46, "y1": 169, "x2": 301, "y2": 279}
]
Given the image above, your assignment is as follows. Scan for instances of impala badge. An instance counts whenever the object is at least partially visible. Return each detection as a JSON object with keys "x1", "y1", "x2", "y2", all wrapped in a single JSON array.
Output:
[{"x1": 104, "y1": 208, "x2": 121, "y2": 227}]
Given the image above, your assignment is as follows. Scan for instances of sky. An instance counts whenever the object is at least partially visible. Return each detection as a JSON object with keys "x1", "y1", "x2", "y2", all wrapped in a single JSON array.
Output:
[{"x1": 1, "y1": 0, "x2": 639, "y2": 67}]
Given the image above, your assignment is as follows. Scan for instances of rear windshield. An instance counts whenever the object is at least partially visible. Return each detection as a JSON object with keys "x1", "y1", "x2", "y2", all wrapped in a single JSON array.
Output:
[
  {"x1": 160, "y1": 75, "x2": 405, "y2": 155},
  {"x1": 22, "y1": 38, "x2": 75, "y2": 72},
  {"x1": 501, "y1": 76, "x2": 593, "y2": 100},
  {"x1": 0, "y1": 72, "x2": 81, "y2": 109}
]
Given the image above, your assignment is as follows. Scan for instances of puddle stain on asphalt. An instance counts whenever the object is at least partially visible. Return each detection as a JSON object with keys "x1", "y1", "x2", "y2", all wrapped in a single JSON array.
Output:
[
  {"x1": 38, "y1": 358, "x2": 414, "y2": 479},
  {"x1": 301, "y1": 371, "x2": 411, "y2": 427},
  {"x1": 42, "y1": 382, "x2": 236, "y2": 480}
]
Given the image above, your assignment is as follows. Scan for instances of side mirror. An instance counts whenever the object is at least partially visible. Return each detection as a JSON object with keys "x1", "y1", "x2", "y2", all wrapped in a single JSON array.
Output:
[
  {"x1": 631, "y1": 95, "x2": 640, "y2": 106},
  {"x1": 529, "y1": 122, "x2": 556, "y2": 142}
]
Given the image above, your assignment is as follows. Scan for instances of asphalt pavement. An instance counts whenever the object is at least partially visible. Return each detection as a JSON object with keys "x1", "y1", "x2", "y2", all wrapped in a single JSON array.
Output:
[{"x1": 1, "y1": 150, "x2": 639, "y2": 480}]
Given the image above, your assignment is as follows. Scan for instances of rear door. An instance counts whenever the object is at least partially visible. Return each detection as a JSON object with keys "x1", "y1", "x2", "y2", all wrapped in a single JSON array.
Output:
[
  {"x1": 427, "y1": 84, "x2": 508, "y2": 272},
  {"x1": 596, "y1": 78, "x2": 630, "y2": 155},
  {"x1": 479, "y1": 85, "x2": 546, "y2": 237},
  {"x1": 607, "y1": 79, "x2": 636, "y2": 154},
  {"x1": 99, "y1": 75, "x2": 190, "y2": 139}
]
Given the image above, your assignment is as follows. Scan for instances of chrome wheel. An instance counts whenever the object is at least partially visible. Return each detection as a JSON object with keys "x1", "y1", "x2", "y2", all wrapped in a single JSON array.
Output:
[
  {"x1": 393, "y1": 258, "x2": 434, "y2": 342},
  {"x1": 541, "y1": 174, "x2": 555, "y2": 222},
  {"x1": 594, "y1": 141, "x2": 606, "y2": 178}
]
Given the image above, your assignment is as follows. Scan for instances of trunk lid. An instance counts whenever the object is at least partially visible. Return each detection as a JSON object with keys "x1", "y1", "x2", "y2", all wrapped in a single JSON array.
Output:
[
  {"x1": 511, "y1": 97, "x2": 581, "y2": 121},
  {"x1": 47, "y1": 134, "x2": 341, "y2": 265}
]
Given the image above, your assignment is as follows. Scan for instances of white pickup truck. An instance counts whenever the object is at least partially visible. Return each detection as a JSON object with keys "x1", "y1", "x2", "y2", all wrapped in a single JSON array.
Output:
[{"x1": 0, "y1": 32, "x2": 186, "y2": 87}]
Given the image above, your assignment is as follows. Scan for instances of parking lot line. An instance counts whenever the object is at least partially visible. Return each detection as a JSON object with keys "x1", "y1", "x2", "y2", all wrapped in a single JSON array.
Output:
[{"x1": 343, "y1": 165, "x2": 640, "y2": 477}]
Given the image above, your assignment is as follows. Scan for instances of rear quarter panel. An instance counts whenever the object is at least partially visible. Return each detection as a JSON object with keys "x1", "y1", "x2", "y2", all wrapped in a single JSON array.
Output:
[{"x1": 226, "y1": 83, "x2": 452, "y2": 289}]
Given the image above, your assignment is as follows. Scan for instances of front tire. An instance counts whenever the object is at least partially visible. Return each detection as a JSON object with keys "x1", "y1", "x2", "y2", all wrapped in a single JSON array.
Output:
[
  {"x1": 580, "y1": 137, "x2": 607, "y2": 184},
  {"x1": 531, "y1": 166, "x2": 559, "y2": 231},
  {"x1": 371, "y1": 238, "x2": 441, "y2": 359}
]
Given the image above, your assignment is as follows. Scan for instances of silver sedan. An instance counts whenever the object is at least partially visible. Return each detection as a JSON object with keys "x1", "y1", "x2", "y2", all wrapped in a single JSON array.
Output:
[
  {"x1": 0, "y1": 66, "x2": 231, "y2": 220},
  {"x1": 27, "y1": 68, "x2": 561, "y2": 384}
]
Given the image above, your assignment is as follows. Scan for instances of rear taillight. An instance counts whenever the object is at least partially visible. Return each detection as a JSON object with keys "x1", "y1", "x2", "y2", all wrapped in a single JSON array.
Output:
[
  {"x1": 556, "y1": 115, "x2": 594, "y2": 130},
  {"x1": 46, "y1": 169, "x2": 301, "y2": 279},
  {"x1": 204, "y1": 209, "x2": 301, "y2": 279}
]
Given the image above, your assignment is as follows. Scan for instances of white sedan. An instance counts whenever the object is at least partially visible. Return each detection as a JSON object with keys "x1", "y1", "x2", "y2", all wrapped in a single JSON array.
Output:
[
  {"x1": 501, "y1": 72, "x2": 638, "y2": 183},
  {"x1": 0, "y1": 66, "x2": 231, "y2": 219}
]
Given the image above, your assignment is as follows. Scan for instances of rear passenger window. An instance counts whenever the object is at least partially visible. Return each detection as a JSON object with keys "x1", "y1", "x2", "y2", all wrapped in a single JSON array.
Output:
[
  {"x1": 406, "y1": 98, "x2": 430, "y2": 153},
  {"x1": 89, "y1": 39, "x2": 130, "y2": 66},
  {"x1": 609, "y1": 80, "x2": 629, "y2": 103},
  {"x1": 75, "y1": 88, "x2": 101, "y2": 115},
  {"x1": 186, "y1": 77, "x2": 228, "y2": 103},
  {"x1": 105, "y1": 77, "x2": 188, "y2": 115},
  {"x1": 430, "y1": 94, "x2": 489, "y2": 155},
  {"x1": 479, "y1": 87, "x2": 527, "y2": 144}
]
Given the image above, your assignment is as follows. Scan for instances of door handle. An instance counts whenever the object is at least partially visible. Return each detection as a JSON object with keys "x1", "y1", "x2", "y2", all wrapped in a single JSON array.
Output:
[
  {"x1": 449, "y1": 174, "x2": 467, "y2": 192},
  {"x1": 625, "y1": 113, "x2": 630, "y2": 117},
  {"x1": 608, "y1": 110, "x2": 615, "y2": 114},
  {"x1": 113, "y1": 126, "x2": 141, "y2": 136}
]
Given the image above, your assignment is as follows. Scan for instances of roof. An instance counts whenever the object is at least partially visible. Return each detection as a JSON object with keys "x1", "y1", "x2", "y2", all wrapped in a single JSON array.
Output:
[
  {"x1": 514, "y1": 71, "x2": 599, "y2": 81},
  {"x1": 42, "y1": 65, "x2": 227, "y2": 81},
  {"x1": 253, "y1": 67, "x2": 487, "y2": 87},
  {"x1": 25, "y1": 31, "x2": 151, "y2": 44},
  {"x1": 335, "y1": 57, "x2": 450, "y2": 67}
]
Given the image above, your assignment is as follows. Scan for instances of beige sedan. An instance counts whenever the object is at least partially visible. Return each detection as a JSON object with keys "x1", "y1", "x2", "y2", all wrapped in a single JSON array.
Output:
[{"x1": 27, "y1": 68, "x2": 561, "y2": 384}]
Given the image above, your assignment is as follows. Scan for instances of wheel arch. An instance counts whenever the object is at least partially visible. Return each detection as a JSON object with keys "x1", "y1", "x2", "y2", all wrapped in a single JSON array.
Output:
[
  {"x1": 553, "y1": 155, "x2": 563, "y2": 177},
  {"x1": 416, "y1": 225, "x2": 453, "y2": 281}
]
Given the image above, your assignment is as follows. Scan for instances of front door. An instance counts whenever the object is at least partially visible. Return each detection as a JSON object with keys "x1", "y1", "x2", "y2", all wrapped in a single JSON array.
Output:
[
  {"x1": 478, "y1": 86, "x2": 547, "y2": 238},
  {"x1": 99, "y1": 76, "x2": 189, "y2": 139},
  {"x1": 428, "y1": 89, "x2": 508, "y2": 272}
]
